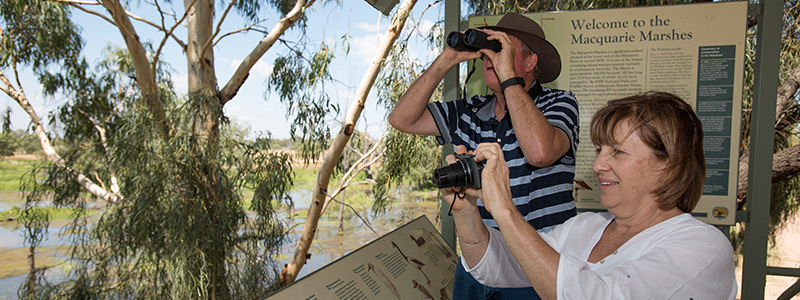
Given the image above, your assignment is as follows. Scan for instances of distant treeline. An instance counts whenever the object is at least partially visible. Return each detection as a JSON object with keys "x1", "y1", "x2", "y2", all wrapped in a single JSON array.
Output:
[{"x1": 1, "y1": 130, "x2": 44, "y2": 157}]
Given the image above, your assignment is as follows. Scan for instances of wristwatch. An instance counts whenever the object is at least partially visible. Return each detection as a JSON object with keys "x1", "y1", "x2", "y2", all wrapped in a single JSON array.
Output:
[{"x1": 500, "y1": 77, "x2": 525, "y2": 94}]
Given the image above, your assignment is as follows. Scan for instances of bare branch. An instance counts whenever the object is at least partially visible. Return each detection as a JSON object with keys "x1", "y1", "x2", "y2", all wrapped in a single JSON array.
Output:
[
  {"x1": 199, "y1": 0, "x2": 237, "y2": 60},
  {"x1": 12, "y1": 59, "x2": 26, "y2": 98},
  {"x1": 66, "y1": 3, "x2": 117, "y2": 26},
  {"x1": 321, "y1": 125, "x2": 388, "y2": 212},
  {"x1": 327, "y1": 197, "x2": 378, "y2": 236},
  {"x1": 213, "y1": 21, "x2": 268, "y2": 47},
  {"x1": 153, "y1": 0, "x2": 195, "y2": 72},
  {"x1": 0, "y1": 70, "x2": 23, "y2": 101},
  {"x1": 412, "y1": 0, "x2": 441, "y2": 40}
]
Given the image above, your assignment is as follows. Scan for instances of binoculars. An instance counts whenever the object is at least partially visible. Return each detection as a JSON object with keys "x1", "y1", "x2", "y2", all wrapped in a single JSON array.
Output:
[{"x1": 447, "y1": 29, "x2": 502, "y2": 52}]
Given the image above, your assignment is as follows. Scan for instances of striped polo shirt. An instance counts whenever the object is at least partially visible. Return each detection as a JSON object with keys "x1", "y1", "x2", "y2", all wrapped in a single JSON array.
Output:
[{"x1": 427, "y1": 81, "x2": 579, "y2": 232}]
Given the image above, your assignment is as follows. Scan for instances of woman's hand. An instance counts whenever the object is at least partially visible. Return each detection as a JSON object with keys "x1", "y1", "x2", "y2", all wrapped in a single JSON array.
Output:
[
  {"x1": 440, "y1": 145, "x2": 481, "y2": 215},
  {"x1": 473, "y1": 143, "x2": 515, "y2": 216}
]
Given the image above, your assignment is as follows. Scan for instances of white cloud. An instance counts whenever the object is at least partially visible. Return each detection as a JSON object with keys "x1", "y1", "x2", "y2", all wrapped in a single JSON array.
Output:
[
  {"x1": 228, "y1": 58, "x2": 273, "y2": 78},
  {"x1": 171, "y1": 72, "x2": 188, "y2": 95},
  {"x1": 351, "y1": 32, "x2": 387, "y2": 64},
  {"x1": 417, "y1": 19, "x2": 436, "y2": 37},
  {"x1": 356, "y1": 21, "x2": 384, "y2": 33},
  {"x1": 251, "y1": 59, "x2": 274, "y2": 77}
]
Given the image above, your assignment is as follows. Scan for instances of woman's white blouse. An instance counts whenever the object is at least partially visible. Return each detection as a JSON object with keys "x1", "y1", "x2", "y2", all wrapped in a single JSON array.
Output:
[{"x1": 462, "y1": 212, "x2": 737, "y2": 299}]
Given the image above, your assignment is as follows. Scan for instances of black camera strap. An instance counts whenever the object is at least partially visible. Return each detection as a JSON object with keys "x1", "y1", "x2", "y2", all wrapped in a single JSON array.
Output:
[
  {"x1": 462, "y1": 58, "x2": 479, "y2": 101},
  {"x1": 447, "y1": 189, "x2": 468, "y2": 216}
]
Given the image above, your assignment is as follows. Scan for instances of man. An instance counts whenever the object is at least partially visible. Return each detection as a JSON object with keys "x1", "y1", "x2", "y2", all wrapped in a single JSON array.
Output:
[{"x1": 388, "y1": 13, "x2": 578, "y2": 299}]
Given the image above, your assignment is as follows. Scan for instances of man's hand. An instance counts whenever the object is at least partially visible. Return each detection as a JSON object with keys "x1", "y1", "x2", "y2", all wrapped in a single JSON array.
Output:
[
  {"x1": 441, "y1": 39, "x2": 483, "y2": 63},
  {"x1": 477, "y1": 29, "x2": 518, "y2": 82}
]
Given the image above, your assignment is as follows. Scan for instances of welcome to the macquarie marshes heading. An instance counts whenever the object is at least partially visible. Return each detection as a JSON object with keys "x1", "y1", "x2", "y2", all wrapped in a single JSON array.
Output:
[{"x1": 571, "y1": 15, "x2": 693, "y2": 46}]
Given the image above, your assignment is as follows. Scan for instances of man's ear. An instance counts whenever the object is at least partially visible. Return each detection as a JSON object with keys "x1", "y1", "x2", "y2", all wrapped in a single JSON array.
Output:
[{"x1": 526, "y1": 53, "x2": 539, "y2": 74}]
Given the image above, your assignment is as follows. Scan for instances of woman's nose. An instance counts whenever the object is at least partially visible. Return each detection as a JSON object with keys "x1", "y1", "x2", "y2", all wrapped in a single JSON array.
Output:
[{"x1": 592, "y1": 152, "x2": 609, "y2": 173}]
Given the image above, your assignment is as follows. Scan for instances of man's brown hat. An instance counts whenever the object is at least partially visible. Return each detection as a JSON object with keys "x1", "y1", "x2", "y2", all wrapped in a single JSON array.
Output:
[{"x1": 480, "y1": 13, "x2": 562, "y2": 83}]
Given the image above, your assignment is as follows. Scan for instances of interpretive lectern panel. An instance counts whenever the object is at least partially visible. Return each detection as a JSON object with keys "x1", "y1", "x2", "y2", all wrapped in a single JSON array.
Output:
[{"x1": 268, "y1": 216, "x2": 458, "y2": 300}]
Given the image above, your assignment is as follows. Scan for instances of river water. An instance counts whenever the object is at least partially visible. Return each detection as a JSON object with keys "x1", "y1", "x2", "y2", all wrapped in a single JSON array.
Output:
[{"x1": 0, "y1": 187, "x2": 442, "y2": 298}]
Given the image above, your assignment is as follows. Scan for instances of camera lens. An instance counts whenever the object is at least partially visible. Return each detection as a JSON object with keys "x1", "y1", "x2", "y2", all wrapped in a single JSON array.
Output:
[{"x1": 434, "y1": 156, "x2": 483, "y2": 189}]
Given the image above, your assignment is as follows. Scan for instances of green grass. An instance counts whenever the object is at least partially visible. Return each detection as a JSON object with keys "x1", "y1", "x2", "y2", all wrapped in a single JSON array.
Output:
[
  {"x1": 0, "y1": 158, "x2": 39, "y2": 193},
  {"x1": 0, "y1": 206, "x2": 100, "y2": 221},
  {"x1": 291, "y1": 166, "x2": 319, "y2": 191}
]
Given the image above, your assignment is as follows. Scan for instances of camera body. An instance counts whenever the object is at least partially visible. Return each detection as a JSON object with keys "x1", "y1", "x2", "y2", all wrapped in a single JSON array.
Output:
[
  {"x1": 447, "y1": 29, "x2": 502, "y2": 53},
  {"x1": 434, "y1": 154, "x2": 484, "y2": 189}
]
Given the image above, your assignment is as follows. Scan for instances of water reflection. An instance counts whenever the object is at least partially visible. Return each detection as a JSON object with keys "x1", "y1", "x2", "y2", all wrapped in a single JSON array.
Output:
[
  {"x1": 279, "y1": 187, "x2": 442, "y2": 280},
  {"x1": 0, "y1": 186, "x2": 441, "y2": 297}
]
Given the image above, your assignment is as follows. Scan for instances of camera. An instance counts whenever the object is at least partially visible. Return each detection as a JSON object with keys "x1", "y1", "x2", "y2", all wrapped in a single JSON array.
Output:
[
  {"x1": 446, "y1": 29, "x2": 502, "y2": 53},
  {"x1": 434, "y1": 154, "x2": 484, "y2": 189}
]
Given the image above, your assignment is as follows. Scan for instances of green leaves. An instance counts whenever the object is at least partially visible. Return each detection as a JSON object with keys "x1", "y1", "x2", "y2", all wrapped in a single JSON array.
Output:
[
  {"x1": 267, "y1": 44, "x2": 338, "y2": 162},
  {"x1": 0, "y1": 0, "x2": 82, "y2": 73}
]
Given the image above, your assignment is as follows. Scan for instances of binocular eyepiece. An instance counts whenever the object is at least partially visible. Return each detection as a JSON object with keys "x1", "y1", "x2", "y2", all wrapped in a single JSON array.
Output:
[
  {"x1": 446, "y1": 29, "x2": 501, "y2": 53},
  {"x1": 434, "y1": 154, "x2": 484, "y2": 189}
]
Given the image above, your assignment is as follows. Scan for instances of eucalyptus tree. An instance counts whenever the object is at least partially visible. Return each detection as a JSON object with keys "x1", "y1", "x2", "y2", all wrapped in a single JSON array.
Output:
[
  {"x1": 277, "y1": 0, "x2": 425, "y2": 284},
  {"x1": 0, "y1": 0, "x2": 342, "y2": 298}
]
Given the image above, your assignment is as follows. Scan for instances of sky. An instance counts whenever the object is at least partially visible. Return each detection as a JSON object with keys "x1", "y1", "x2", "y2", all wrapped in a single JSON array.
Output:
[{"x1": 1, "y1": 0, "x2": 445, "y2": 140}]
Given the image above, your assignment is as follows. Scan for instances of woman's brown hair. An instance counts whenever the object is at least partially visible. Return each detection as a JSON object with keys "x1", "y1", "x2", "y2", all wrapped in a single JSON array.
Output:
[{"x1": 590, "y1": 92, "x2": 705, "y2": 213}]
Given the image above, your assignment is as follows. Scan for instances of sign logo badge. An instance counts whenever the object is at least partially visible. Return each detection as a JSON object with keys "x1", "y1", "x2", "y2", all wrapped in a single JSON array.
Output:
[{"x1": 712, "y1": 206, "x2": 729, "y2": 220}]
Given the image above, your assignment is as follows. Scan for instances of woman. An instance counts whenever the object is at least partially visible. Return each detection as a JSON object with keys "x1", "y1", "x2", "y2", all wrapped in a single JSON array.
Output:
[{"x1": 447, "y1": 92, "x2": 737, "y2": 299}]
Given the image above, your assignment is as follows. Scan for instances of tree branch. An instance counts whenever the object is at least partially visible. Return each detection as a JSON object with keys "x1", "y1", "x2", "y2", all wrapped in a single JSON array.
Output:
[
  {"x1": 66, "y1": 3, "x2": 117, "y2": 26},
  {"x1": 57, "y1": 0, "x2": 100, "y2": 4},
  {"x1": 125, "y1": 9, "x2": 187, "y2": 48},
  {"x1": 327, "y1": 197, "x2": 378, "y2": 236},
  {"x1": 775, "y1": 65, "x2": 800, "y2": 127},
  {"x1": 199, "y1": 0, "x2": 237, "y2": 60},
  {"x1": 738, "y1": 145, "x2": 800, "y2": 204},
  {"x1": 280, "y1": 0, "x2": 418, "y2": 285},
  {"x1": 219, "y1": 0, "x2": 315, "y2": 104},
  {"x1": 75, "y1": 107, "x2": 121, "y2": 195},
  {"x1": 322, "y1": 125, "x2": 388, "y2": 212},
  {"x1": 0, "y1": 70, "x2": 119, "y2": 203},
  {"x1": 212, "y1": 21, "x2": 268, "y2": 47},
  {"x1": 101, "y1": 0, "x2": 170, "y2": 139},
  {"x1": 153, "y1": 0, "x2": 195, "y2": 73}
]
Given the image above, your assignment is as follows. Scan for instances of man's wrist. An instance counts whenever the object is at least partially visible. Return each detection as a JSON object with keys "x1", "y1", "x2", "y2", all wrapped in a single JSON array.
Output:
[{"x1": 500, "y1": 77, "x2": 525, "y2": 94}]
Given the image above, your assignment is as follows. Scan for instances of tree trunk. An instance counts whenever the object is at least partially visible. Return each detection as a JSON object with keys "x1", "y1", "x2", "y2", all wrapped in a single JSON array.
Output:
[
  {"x1": 279, "y1": 0, "x2": 418, "y2": 285},
  {"x1": 738, "y1": 145, "x2": 800, "y2": 203},
  {"x1": 26, "y1": 244, "x2": 35, "y2": 294},
  {"x1": 184, "y1": 0, "x2": 229, "y2": 297},
  {"x1": 737, "y1": 64, "x2": 800, "y2": 203}
]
